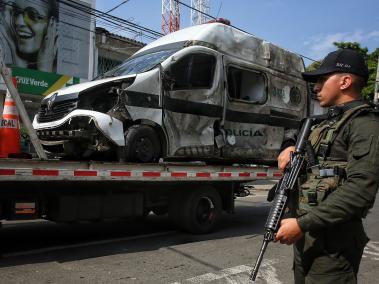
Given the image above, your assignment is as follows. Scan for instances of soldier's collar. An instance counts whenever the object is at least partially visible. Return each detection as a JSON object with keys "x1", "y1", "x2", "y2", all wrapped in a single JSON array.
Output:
[{"x1": 328, "y1": 100, "x2": 365, "y2": 118}]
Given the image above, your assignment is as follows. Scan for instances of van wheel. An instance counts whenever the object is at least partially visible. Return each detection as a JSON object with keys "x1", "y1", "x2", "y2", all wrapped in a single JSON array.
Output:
[
  {"x1": 180, "y1": 188, "x2": 222, "y2": 234},
  {"x1": 124, "y1": 125, "x2": 161, "y2": 163}
]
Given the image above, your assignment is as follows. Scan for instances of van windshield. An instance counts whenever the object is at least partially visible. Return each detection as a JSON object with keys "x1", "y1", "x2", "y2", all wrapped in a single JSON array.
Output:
[{"x1": 103, "y1": 49, "x2": 179, "y2": 78}]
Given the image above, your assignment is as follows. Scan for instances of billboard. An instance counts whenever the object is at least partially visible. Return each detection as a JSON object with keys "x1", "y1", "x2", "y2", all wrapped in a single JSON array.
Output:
[
  {"x1": 0, "y1": 0, "x2": 95, "y2": 81},
  {"x1": 12, "y1": 66, "x2": 80, "y2": 96}
]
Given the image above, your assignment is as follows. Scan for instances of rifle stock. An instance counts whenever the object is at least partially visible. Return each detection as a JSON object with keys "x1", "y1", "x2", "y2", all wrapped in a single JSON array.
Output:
[{"x1": 250, "y1": 118, "x2": 313, "y2": 281}]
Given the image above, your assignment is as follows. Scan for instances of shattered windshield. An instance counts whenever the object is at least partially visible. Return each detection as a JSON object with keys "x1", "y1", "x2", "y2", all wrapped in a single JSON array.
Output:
[{"x1": 103, "y1": 49, "x2": 179, "y2": 78}]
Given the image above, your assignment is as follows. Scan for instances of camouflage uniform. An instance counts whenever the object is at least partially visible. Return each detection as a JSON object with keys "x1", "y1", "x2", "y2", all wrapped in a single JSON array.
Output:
[{"x1": 293, "y1": 100, "x2": 379, "y2": 284}]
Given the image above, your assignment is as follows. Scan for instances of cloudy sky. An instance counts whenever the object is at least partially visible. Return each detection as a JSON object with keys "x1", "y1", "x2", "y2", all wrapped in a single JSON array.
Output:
[{"x1": 96, "y1": 0, "x2": 379, "y2": 65}]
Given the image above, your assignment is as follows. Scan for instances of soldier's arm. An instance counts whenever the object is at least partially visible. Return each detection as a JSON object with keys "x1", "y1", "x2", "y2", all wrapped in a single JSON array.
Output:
[
  {"x1": 277, "y1": 129, "x2": 298, "y2": 170},
  {"x1": 297, "y1": 113, "x2": 379, "y2": 232}
]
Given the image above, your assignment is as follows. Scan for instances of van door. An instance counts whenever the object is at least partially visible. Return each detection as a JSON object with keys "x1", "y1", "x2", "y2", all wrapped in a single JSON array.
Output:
[
  {"x1": 269, "y1": 75, "x2": 307, "y2": 148},
  {"x1": 222, "y1": 59, "x2": 282, "y2": 163},
  {"x1": 162, "y1": 47, "x2": 223, "y2": 158}
]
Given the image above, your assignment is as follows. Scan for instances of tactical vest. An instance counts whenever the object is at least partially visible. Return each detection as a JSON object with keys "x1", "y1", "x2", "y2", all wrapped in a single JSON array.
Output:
[{"x1": 297, "y1": 104, "x2": 372, "y2": 216}]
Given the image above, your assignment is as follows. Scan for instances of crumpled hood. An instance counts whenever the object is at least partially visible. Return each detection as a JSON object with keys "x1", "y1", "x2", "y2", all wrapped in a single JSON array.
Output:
[{"x1": 44, "y1": 74, "x2": 136, "y2": 99}]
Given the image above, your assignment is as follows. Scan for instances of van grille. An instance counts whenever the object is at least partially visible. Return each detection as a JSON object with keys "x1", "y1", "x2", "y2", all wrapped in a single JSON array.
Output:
[{"x1": 37, "y1": 100, "x2": 78, "y2": 123}]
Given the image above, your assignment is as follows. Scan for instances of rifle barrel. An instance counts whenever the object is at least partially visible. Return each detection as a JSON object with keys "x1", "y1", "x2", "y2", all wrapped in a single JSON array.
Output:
[
  {"x1": 295, "y1": 118, "x2": 313, "y2": 153},
  {"x1": 250, "y1": 239, "x2": 269, "y2": 281}
]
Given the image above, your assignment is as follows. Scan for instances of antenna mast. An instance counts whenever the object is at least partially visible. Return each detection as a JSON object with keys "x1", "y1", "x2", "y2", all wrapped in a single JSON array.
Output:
[
  {"x1": 162, "y1": 0, "x2": 180, "y2": 34},
  {"x1": 191, "y1": 0, "x2": 210, "y2": 25}
]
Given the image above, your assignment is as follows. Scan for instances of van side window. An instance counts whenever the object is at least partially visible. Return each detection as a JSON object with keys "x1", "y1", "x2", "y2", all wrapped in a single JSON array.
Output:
[
  {"x1": 227, "y1": 67, "x2": 266, "y2": 103},
  {"x1": 170, "y1": 53, "x2": 216, "y2": 90}
]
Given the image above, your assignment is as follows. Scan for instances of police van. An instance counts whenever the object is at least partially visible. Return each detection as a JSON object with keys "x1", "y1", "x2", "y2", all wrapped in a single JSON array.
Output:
[{"x1": 33, "y1": 21, "x2": 310, "y2": 163}]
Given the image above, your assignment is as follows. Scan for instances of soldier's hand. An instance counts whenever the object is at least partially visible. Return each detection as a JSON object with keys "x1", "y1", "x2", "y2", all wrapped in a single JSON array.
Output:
[
  {"x1": 274, "y1": 218, "x2": 303, "y2": 245},
  {"x1": 277, "y1": 146, "x2": 295, "y2": 171}
]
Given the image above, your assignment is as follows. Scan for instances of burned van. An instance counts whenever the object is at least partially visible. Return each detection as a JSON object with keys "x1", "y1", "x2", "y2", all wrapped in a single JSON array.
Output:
[{"x1": 33, "y1": 22, "x2": 309, "y2": 163}]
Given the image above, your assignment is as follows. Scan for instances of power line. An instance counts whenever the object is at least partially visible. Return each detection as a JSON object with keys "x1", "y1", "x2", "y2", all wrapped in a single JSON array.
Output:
[
  {"x1": 55, "y1": 2, "x2": 144, "y2": 40},
  {"x1": 14, "y1": 0, "x2": 159, "y2": 41},
  {"x1": 1, "y1": 1, "x2": 146, "y2": 48},
  {"x1": 176, "y1": 0, "x2": 317, "y2": 63},
  {"x1": 191, "y1": 0, "x2": 211, "y2": 26},
  {"x1": 105, "y1": 0, "x2": 131, "y2": 14},
  {"x1": 58, "y1": 0, "x2": 162, "y2": 38},
  {"x1": 177, "y1": 0, "x2": 215, "y2": 21},
  {"x1": 4, "y1": 0, "x2": 154, "y2": 42},
  {"x1": 3, "y1": 0, "x2": 316, "y2": 62}
]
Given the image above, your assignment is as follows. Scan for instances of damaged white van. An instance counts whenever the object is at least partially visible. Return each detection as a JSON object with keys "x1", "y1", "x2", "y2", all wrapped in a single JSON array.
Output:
[{"x1": 33, "y1": 21, "x2": 309, "y2": 163}]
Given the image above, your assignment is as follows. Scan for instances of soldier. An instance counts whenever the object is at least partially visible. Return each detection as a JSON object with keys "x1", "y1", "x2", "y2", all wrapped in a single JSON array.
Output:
[{"x1": 275, "y1": 48, "x2": 379, "y2": 283}]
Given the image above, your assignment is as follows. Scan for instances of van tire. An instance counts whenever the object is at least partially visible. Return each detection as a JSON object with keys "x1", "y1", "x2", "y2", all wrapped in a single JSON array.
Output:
[{"x1": 124, "y1": 125, "x2": 161, "y2": 163}]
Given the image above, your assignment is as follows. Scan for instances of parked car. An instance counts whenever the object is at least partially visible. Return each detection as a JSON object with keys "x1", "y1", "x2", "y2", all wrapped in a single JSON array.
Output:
[{"x1": 33, "y1": 21, "x2": 312, "y2": 163}]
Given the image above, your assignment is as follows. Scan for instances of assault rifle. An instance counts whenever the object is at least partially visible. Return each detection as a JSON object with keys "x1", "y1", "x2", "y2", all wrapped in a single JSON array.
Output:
[{"x1": 250, "y1": 117, "x2": 314, "y2": 281}]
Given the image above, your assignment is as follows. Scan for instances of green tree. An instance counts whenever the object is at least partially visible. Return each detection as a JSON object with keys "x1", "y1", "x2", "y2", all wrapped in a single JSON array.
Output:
[
  {"x1": 306, "y1": 60, "x2": 321, "y2": 72},
  {"x1": 334, "y1": 42, "x2": 378, "y2": 100},
  {"x1": 333, "y1": 42, "x2": 368, "y2": 57},
  {"x1": 306, "y1": 42, "x2": 379, "y2": 100}
]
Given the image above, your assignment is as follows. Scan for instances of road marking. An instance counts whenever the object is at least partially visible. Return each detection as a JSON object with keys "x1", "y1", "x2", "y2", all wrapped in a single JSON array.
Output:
[
  {"x1": 363, "y1": 241, "x2": 379, "y2": 261},
  {"x1": 186, "y1": 265, "x2": 251, "y2": 283},
  {"x1": 171, "y1": 259, "x2": 282, "y2": 284},
  {"x1": 366, "y1": 241, "x2": 379, "y2": 251},
  {"x1": 258, "y1": 259, "x2": 282, "y2": 284},
  {"x1": 2, "y1": 230, "x2": 176, "y2": 258}
]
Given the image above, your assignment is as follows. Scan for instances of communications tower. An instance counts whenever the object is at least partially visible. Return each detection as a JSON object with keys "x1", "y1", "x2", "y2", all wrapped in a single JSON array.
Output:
[
  {"x1": 162, "y1": 0, "x2": 180, "y2": 35},
  {"x1": 191, "y1": 0, "x2": 210, "y2": 25}
]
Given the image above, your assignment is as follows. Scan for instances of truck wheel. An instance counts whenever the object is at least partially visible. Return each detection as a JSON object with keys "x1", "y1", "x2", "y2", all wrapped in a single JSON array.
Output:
[
  {"x1": 124, "y1": 125, "x2": 161, "y2": 163},
  {"x1": 152, "y1": 207, "x2": 168, "y2": 215},
  {"x1": 181, "y1": 188, "x2": 222, "y2": 234}
]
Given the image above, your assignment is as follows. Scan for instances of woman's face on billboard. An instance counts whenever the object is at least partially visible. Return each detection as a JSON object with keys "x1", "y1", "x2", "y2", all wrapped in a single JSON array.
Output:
[{"x1": 12, "y1": 0, "x2": 50, "y2": 55}]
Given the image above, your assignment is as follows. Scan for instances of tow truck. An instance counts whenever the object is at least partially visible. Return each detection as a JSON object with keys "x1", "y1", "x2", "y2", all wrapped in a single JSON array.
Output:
[{"x1": 0, "y1": 27, "x2": 290, "y2": 234}]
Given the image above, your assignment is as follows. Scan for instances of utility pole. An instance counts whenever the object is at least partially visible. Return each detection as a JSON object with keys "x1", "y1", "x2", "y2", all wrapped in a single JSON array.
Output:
[
  {"x1": 0, "y1": 49, "x2": 47, "y2": 159},
  {"x1": 162, "y1": 0, "x2": 180, "y2": 35},
  {"x1": 191, "y1": 0, "x2": 210, "y2": 25}
]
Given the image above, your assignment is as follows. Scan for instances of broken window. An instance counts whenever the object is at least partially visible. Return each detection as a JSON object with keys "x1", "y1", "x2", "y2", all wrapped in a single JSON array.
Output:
[
  {"x1": 170, "y1": 53, "x2": 216, "y2": 90},
  {"x1": 227, "y1": 67, "x2": 266, "y2": 103},
  {"x1": 104, "y1": 49, "x2": 179, "y2": 78},
  {"x1": 98, "y1": 56, "x2": 122, "y2": 75}
]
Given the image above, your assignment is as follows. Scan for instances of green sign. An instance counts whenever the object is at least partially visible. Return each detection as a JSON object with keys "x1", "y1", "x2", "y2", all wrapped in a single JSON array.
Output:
[{"x1": 11, "y1": 67, "x2": 81, "y2": 96}]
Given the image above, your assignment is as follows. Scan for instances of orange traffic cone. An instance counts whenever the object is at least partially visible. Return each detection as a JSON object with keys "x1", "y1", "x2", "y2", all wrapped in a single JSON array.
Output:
[{"x1": 0, "y1": 78, "x2": 20, "y2": 158}]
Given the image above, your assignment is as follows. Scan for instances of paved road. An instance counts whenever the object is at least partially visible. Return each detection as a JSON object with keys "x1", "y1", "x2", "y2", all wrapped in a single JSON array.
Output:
[{"x1": 0, "y1": 187, "x2": 378, "y2": 284}]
